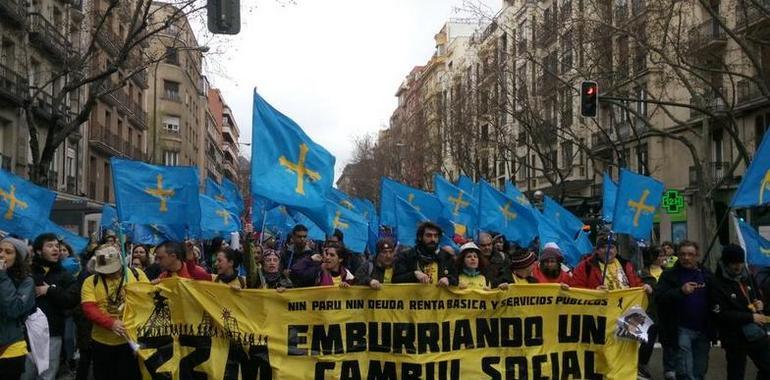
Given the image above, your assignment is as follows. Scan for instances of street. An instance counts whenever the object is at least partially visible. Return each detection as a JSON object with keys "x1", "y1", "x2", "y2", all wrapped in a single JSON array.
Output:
[{"x1": 649, "y1": 343, "x2": 758, "y2": 379}]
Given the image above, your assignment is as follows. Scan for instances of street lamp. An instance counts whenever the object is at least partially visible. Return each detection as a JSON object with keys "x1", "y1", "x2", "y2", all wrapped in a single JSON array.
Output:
[{"x1": 150, "y1": 45, "x2": 210, "y2": 164}]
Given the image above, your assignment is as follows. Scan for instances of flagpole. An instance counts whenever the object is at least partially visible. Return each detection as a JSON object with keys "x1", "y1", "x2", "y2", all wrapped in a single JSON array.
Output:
[
  {"x1": 259, "y1": 206, "x2": 268, "y2": 248},
  {"x1": 601, "y1": 232, "x2": 612, "y2": 286}
]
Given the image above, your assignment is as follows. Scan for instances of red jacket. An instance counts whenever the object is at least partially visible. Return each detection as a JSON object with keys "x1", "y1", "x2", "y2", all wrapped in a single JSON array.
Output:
[
  {"x1": 158, "y1": 261, "x2": 211, "y2": 281},
  {"x1": 569, "y1": 254, "x2": 643, "y2": 290},
  {"x1": 532, "y1": 265, "x2": 572, "y2": 284}
]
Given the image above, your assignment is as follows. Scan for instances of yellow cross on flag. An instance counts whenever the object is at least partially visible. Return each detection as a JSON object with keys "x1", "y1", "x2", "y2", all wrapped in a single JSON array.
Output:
[
  {"x1": 145, "y1": 174, "x2": 175, "y2": 212},
  {"x1": 279, "y1": 143, "x2": 321, "y2": 195},
  {"x1": 0, "y1": 185, "x2": 28, "y2": 220}
]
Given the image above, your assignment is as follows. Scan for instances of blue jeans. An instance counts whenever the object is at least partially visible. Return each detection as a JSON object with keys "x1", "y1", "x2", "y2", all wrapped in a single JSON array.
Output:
[{"x1": 677, "y1": 327, "x2": 710, "y2": 380}]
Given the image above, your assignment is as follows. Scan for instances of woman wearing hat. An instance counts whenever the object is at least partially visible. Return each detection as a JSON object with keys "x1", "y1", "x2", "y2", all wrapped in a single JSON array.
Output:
[
  {"x1": 0, "y1": 238, "x2": 36, "y2": 380},
  {"x1": 495, "y1": 247, "x2": 540, "y2": 288},
  {"x1": 456, "y1": 242, "x2": 490, "y2": 290},
  {"x1": 81, "y1": 245, "x2": 148, "y2": 380}
]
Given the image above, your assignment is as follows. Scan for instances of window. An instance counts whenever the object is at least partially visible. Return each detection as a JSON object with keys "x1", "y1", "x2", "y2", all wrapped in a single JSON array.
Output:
[
  {"x1": 162, "y1": 115, "x2": 180, "y2": 132},
  {"x1": 562, "y1": 31, "x2": 573, "y2": 72},
  {"x1": 637, "y1": 143, "x2": 649, "y2": 175},
  {"x1": 166, "y1": 47, "x2": 178, "y2": 65},
  {"x1": 163, "y1": 151, "x2": 179, "y2": 166},
  {"x1": 66, "y1": 147, "x2": 76, "y2": 177},
  {"x1": 163, "y1": 80, "x2": 180, "y2": 101},
  {"x1": 562, "y1": 141, "x2": 574, "y2": 168},
  {"x1": 635, "y1": 86, "x2": 647, "y2": 119},
  {"x1": 481, "y1": 124, "x2": 489, "y2": 141},
  {"x1": 1, "y1": 39, "x2": 16, "y2": 70}
]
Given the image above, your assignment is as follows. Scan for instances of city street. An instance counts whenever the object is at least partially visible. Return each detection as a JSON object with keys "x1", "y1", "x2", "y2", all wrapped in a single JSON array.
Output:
[{"x1": 649, "y1": 343, "x2": 758, "y2": 379}]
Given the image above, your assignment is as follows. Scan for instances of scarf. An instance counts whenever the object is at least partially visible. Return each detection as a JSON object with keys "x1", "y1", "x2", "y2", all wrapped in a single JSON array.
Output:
[{"x1": 463, "y1": 268, "x2": 481, "y2": 277}]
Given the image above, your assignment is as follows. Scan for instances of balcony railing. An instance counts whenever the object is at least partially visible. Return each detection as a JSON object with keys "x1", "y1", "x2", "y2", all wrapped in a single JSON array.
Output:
[
  {"x1": 689, "y1": 91, "x2": 728, "y2": 118},
  {"x1": 28, "y1": 13, "x2": 73, "y2": 63},
  {"x1": 736, "y1": 0, "x2": 770, "y2": 28},
  {"x1": 688, "y1": 161, "x2": 734, "y2": 187},
  {"x1": 591, "y1": 132, "x2": 612, "y2": 150},
  {"x1": 688, "y1": 17, "x2": 727, "y2": 51},
  {"x1": 31, "y1": 89, "x2": 76, "y2": 126},
  {"x1": 737, "y1": 77, "x2": 766, "y2": 104},
  {"x1": 66, "y1": 175, "x2": 77, "y2": 195},
  {"x1": 94, "y1": 17, "x2": 121, "y2": 56},
  {"x1": 0, "y1": 62, "x2": 28, "y2": 106},
  {"x1": 162, "y1": 91, "x2": 181, "y2": 102},
  {"x1": 89, "y1": 120, "x2": 124, "y2": 157},
  {"x1": 0, "y1": 0, "x2": 26, "y2": 27}
]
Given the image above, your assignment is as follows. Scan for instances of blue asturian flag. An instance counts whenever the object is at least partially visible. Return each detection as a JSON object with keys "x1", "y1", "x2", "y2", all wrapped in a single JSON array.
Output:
[
  {"x1": 533, "y1": 212, "x2": 583, "y2": 267},
  {"x1": 612, "y1": 169, "x2": 665, "y2": 240},
  {"x1": 543, "y1": 196, "x2": 584, "y2": 238},
  {"x1": 200, "y1": 194, "x2": 241, "y2": 235},
  {"x1": 394, "y1": 196, "x2": 431, "y2": 245},
  {"x1": 324, "y1": 200, "x2": 369, "y2": 253},
  {"x1": 264, "y1": 206, "x2": 296, "y2": 240},
  {"x1": 575, "y1": 230, "x2": 594, "y2": 255},
  {"x1": 735, "y1": 216, "x2": 770, "y2": 267},
  {"x1": 602, "y1": 172, "x2": 618, "y2": 223},
  {"x1": 434, "y1": 174, "x2": 477, "y2": 238},
  {"x1": 40, "y1": 220, "x2": 89, "y2": 256},
  {"x1": 504, "y1": 180, "x2": 532, "y2": 208},
  {"x1": 477, "y1": 180, "x2": 538, "y2": 247},
  {"x1": 250, "y1": 90, "x2": 335, "y2": 209},
  {"x1": 0, "y1": 168, "x2": 56, "y2": 238},
  {"x1": 222, "y1": 177, "x2": 244, "y2": 214},
  {"x1": 287, "y1": 210, "x2": 326, "y2": 242},
  {"x1": 732, "y1": 131, "x2": 770, "y2": 208},
  {"x1": 111, "y1": 158, "x2": 201, "y2": 227},
  {"x1": 129, "y1": 224, "x2": 188, "y2": 246},
  {"x1": 457, "y1": 175, "x2": 476, "y2": 198},
  {"x1": 380, "y1": 177, "x2": 443, "y2": 227},
  {"x1": 100, "y1": 205, "x2": 119, "y2": 232}
]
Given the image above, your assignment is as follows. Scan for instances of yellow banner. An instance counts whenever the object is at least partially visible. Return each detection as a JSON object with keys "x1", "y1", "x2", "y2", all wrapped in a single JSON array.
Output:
[{"x1": 124, "y1": 279, "x2": 647, "y2": 380}]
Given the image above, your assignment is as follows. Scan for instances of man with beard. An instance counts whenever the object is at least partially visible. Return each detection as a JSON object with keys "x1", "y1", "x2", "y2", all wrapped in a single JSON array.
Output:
[
  {"x1": 477, "y1": 232, "x2": 509, "y2": 282},
  {"x1": 532, "y1": 246, "x2": 571, "y2": 284},
  {"x1": 283, "y1": 224, "x2": 315, "y2": 280},
  {"x1": 393, "y1": 222, "x2": 457, "y2": 286}
]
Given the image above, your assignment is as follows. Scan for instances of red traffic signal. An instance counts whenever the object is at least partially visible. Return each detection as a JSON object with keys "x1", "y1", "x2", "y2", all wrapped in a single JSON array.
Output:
[{"x1": 580, "y1": 81, "x2": 598, "y2": 118}]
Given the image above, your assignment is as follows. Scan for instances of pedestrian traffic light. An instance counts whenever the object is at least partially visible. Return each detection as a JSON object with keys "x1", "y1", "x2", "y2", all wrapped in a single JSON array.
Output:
[
  {"x1": 580, "y1": 81, "x2": 598, "y2": 118},
  {"x1": 207, "y1": 0, "x2": 240, "y2": 35}
]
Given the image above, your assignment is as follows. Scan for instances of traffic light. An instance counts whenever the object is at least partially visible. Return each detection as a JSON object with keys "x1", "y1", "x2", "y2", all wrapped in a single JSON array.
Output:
[
  {"x1": 207, "y1": 0, "x2": 240, "y2": 35},
  {"x1": 580, "y1": 80, "x2": 598, "y2": 118}
]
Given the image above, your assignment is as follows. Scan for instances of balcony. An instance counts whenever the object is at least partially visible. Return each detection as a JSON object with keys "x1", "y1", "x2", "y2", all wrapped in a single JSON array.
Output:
[
  {"x1": 66, "y1": 175, "x2": 77, "y2": 195},
  {"x1": 31, "y1": 90, "x2": 76, "y2": 126},
  {"x1": 591, "y1": 132, "x2": 612, "y2": 151},
  {"x1": 736, "y1": 0, "x2": 770, "y2": 30},
  {"x1": 0, "y1": 0, "x2": 26, "y2": 27},
  {"x1": 28, "y1": 13, "x2": 73, "y2": 63},
  {"x1": 688, "y1": 17, "x2": 727, "y2": 53},
  {"x1": 89, "y1": 120, "x2": 124, "y2": 157},
  {"x1": 222, "y1": 124, "x2": 236, "y2": 144},
  {"x1": 94, "y1": 18, "x2": 121, "y2": 56},
  {"x1": 689, "y1": 91, "x2": 728, "y2": 119},
  {"x1": 0, "y1": 63, "x2": 28, "y2": 106},
  {"x1": 737, "y1": 77, "x2": 767, "y2": 105},
  {"x1": 688, "y1": 161, "x2": 735, "y2": 187},
  {"x1": 223, "y1": 143, "x2": 237, "y2": 162}
]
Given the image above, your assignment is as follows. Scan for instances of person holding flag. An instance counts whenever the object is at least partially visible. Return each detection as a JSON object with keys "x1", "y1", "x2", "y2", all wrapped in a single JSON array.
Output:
[
  {"x1": 393, "y1": 222, "x2": 457, "y2": 286},
  {"x1": 282, "y1": 225, "x2": 315, "y2": 281},
  {"x1": 80, "y1": 245, "x2": 148, "y2": 380},
  {"x1": 569, "y1": 233, "x2": 649, "y2": 292},
  {"x1": 292, "y1": 242, "x2": 355, "y2": 287}
]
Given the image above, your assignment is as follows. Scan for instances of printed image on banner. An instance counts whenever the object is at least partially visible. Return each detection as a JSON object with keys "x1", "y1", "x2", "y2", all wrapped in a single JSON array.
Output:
[{"x1": 124, "y1": 280, "x2": 646, "y2": 380}]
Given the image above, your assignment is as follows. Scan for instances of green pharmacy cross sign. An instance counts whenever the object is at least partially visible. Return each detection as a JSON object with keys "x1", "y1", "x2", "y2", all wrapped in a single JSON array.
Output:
[{"x1": 661, "y1": 190, "x2": 685, "y2": 214}]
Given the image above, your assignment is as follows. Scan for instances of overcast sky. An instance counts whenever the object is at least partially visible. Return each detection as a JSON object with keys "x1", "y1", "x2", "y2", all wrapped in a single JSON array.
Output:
[{"x1": 204, "y1": 0, "x2": 500, "y2": 178}]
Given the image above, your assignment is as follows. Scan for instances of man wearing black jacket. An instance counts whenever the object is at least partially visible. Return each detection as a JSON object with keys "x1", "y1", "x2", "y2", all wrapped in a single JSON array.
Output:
[
  {"x1": 392, "y1": 222, "x2": 457, "y2": 286},
  {"x1": 655, "y1": 240, "x2": 716, "y2": 380},
  {"x1": 355, "y1": 238, "x2": 397, "y2": 289},
  {"x1": 711, "y1": 244, "x2": 770, "y2": 380},
  {"x1": 25, "y1": 233, "x2": 81, "y2": 380}
]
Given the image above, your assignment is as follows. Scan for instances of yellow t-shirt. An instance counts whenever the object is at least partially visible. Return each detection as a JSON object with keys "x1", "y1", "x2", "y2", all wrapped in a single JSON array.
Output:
[
  {"x1": 382, "y1": 268, "x2": 394, "y2": 284},
  {"x1": 81, "y1": 269, "x2": 149, "y2": 346},
  {"x1": 331, "y1": 274, "x2": 342, "y2": 287},
  {"x1": 650, "y1": 265, "x2": 663, "y2": 281},
  {"x1": 422, "y1": 262, "x2": 439, "y2": 285},
  {"x1": 213, "y1": 274, "x2": 245, "y2": 289},
  {"x1": 459, "y1": 273, "x2": 487, "y2": 289},
  {"x1": 0, "y1": 340, "x2": 27, "y2": 359}
]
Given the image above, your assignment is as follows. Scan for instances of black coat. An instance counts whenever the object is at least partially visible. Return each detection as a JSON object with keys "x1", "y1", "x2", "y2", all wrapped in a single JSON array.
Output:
[
  {"x1": 354, "y1": 260, "x2": 399, "y2": 286},
  {"x1": 654, "y1": 263, "x2": 717, "y2": 346},
  {"x1": 31, "y1": 257, "x2": 81, "y2": 337},
  {"x1": 392, "y1": 244, "x2": 458, "y2": 285},
  {"x1": 710, "y1": 266, "x2": 767, "y2": 348}
]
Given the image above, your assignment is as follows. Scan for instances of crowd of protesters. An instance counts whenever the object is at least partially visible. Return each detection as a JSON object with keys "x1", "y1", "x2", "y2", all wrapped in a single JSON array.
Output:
[{"x1": 1, "y1": 221, "x2": 769, "y2": 380}]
